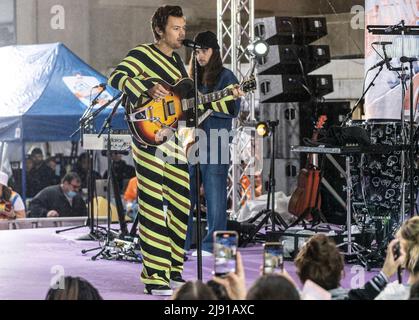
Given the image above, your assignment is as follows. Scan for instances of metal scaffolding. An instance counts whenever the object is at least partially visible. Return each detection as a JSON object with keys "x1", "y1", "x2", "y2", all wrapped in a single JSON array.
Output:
[{"x1": 217, "y1": 0, "x2": 257, "y2": 219}]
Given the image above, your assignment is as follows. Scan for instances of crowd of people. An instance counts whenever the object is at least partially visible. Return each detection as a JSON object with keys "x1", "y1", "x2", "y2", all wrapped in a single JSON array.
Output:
[
  {"x1": 1, "y1": 147, "x2": 137, "y2": 220},
  {"x1": 44, "y1": 216, "x2": 419, "y2": 300}
]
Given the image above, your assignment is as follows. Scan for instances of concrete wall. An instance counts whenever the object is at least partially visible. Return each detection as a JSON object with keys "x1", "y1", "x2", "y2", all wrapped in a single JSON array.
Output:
[{"x1": 15, "y1": 0, "x2": 365, "y2": 99}]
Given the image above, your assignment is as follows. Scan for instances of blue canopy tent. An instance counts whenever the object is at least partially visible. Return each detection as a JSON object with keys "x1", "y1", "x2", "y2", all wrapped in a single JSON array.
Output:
[{"x1": 0, "y1": 42, "x2": 127, "y2": 200}]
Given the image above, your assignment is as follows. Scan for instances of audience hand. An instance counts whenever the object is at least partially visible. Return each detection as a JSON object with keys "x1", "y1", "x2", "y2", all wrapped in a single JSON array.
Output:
[
  {"x1": 0, "y1": 203, "x2": 14, "y2": 219},
  {"x1": 382, "y1": 239, "x2": 405, "y2": 279},
  {"x1": 213, "y1": 251, "x2": 247, "y2": 300},
  {"x1": 47, "y1": 210, "x2": 59, "y2": 217},
  {"x1": 258, "y1": 265, "x2": 298, "y2": 288}
]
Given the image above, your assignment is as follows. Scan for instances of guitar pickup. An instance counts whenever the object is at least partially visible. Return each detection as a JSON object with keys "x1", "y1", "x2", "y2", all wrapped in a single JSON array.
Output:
[
  {"x1": 181, "y1": 99, "x2": 189, "y2": 111},
  {"x1": 165, "y1": 100, "x2": 176, "y2": 116}
]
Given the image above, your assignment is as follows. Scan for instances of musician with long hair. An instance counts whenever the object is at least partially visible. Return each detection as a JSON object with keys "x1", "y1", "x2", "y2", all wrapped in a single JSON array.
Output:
[{"x1": 185, "y1": 31, "x2": 242, "y2": 256}]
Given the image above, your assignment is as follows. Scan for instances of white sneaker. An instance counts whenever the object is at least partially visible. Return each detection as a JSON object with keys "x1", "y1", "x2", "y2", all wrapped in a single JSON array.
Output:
[
  {"x1": 191, "y1": 250, "x2": 213, "y2": 257},
  {"x1": 144, "y1": 284, "x2": 173, "y2": 296}
]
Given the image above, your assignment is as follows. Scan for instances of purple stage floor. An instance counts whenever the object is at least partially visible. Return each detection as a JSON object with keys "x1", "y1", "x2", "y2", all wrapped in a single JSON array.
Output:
[{"x1": 0, "y1": 227, "x2": 401, "y2": 300}]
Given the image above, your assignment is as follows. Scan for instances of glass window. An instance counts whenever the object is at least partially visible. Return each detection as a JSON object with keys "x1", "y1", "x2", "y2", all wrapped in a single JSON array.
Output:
[{"x1": 0, "y1": 0, "x2": 16, "y2": 47}]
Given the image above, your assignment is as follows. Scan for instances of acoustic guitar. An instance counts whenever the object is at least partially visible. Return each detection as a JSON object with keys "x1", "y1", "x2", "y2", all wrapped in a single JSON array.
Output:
[
  {"x1": 288, "y1": 115, "x2": 327, "y2": 221},
  {"x1": 125, "y1": 77, "x2": 256, "y2": 146}
]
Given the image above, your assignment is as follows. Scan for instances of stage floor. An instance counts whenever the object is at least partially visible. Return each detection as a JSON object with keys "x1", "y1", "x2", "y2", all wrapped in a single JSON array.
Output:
[{"x1": 0, "y1": 226, "x2": 397, "y2": 300}]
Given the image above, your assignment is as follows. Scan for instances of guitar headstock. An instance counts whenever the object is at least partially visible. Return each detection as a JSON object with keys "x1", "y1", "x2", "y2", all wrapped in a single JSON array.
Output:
[{"x1": 315, "y1": 115, "x2": 327, "y2": 129}]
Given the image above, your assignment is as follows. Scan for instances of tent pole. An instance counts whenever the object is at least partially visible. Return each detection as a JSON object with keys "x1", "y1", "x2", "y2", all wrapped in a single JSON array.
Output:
[
  {"x1": 21, "y1": 142, "x2": 26, "y2": 204},
  {"x1": 0, "y1": 142, "x2": 4, "y2": 170}
]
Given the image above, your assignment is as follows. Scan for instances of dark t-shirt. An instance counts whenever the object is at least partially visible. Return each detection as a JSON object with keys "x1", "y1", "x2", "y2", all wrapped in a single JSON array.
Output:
[
  {"x1": 26, "y1": 162, "x2": 58, "y2": 197},
  {"x1": 28, "y1": 185, "x2": 87, "y2": 218}
]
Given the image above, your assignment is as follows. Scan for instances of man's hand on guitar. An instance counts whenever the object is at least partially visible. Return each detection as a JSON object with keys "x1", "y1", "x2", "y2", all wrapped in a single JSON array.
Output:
[{"x1": 147, "y1": 84, "x2": 170, "y2": 101}]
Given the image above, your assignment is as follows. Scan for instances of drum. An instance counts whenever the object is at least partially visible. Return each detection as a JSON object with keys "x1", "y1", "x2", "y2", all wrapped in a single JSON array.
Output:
[{"x1": 347, "y1": 119, "x2": 417, "y2": 216}]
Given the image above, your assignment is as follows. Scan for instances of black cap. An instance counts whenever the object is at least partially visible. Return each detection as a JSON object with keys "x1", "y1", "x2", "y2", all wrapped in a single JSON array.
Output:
[
  {"x1": 194, "y1": 31, "x2": 220, "y2": 50},
  {"x1": 31, "y1": 148, "x2": 43, "y2": 157}
]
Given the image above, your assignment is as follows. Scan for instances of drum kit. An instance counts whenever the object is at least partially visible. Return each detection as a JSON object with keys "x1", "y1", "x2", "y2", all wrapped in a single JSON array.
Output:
[
  {"x1": 325, "y1": 22, "x2": 418, "y2": 268},
  {"x1": 345, "y1": 119, "x2": 418, "y2": 267}
]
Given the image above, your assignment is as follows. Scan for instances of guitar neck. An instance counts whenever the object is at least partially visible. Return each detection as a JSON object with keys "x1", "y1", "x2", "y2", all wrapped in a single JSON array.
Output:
[{"x1": 186, "y1": 87, "x2": 231, "y2": 109}]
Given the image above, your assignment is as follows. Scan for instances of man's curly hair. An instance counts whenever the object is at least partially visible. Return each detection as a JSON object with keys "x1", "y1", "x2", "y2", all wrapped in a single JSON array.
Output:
[{"x1": 151, "y1": 5, "x2": 183, "y2": 41}]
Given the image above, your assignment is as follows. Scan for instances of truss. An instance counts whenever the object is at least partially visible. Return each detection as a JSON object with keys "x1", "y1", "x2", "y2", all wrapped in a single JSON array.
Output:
[{"x1": 217, "y1": 0, "x2": 257, "y2": 219}]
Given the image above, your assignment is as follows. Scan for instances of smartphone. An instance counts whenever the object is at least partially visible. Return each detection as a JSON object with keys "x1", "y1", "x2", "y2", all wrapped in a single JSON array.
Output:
[
  {"x1": 393, "y1": 241, "x2": 401, "y2": 260},
  {"x1": 213, "y1": 231, "x2": 238, "y2": 277},
  {"x1": 263, "y1": 242, "x2": 284, "y2": 274}
]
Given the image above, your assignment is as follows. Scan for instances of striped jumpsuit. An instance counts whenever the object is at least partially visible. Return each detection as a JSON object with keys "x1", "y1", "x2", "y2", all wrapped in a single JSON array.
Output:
[{"x1": 108, "y1": 43, "x2": 237, "y2": 286}]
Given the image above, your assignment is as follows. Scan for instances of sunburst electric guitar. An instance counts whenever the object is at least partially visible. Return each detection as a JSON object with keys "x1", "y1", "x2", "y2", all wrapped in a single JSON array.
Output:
[{"x1": 125, "y1": 77, "x2": 256, "y2": 146}]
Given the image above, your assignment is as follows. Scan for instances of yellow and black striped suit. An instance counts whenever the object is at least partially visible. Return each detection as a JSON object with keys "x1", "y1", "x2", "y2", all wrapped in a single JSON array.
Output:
[
  {"x1": 108, "y1": 43, "x2": 238, "y2": 287},
  {"x1": 108, "y1": 44, "x2": 191, "y2": 287}
]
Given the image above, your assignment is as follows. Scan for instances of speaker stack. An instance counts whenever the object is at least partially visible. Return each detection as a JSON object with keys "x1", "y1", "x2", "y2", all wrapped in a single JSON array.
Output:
[{"x1": 255, "y1": 16, "x2": 333, "y2": 195}]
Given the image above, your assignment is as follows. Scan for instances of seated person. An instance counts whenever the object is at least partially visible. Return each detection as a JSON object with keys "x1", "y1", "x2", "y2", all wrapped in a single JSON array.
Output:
[
  {"x1": 171, "y1": 281, "x2": 217, "y2": 300},
  {"x1": 0, "y1": 171, "x2": 25, "y2": 220},
  {"x1": 45, "y1": 276, "x2": 102, "y2": 300},
  {"x1": 26, "y1": 148, "x2": 57, "y2": 197},
  {"x1": 72, "y1": 153, "x2": 101, "y2": 189},
  {"x1": 46, "y1": 157, "x2": 61, "y2": 185},
  {"x1": 103, "y1": 152, "x2": 135, "y2": 192},
  {"x1": 28, "y1": 172, "x2": 87, "y2": 218},
  {"x1": 294, "y1": 234, "x2": 348, "y2": 300},
  {"x1": 246, "y1": 274, "x2": 300, "y2": 300},
  {"x1": 123, "y1": 176, "x2": 138, "y2": 221},
  {"x1": 295, "y1": 233, "x2": 405, "y2": 300},
  {"x1": 375, "y1": 216, "x2": 419, "y2": 300}
]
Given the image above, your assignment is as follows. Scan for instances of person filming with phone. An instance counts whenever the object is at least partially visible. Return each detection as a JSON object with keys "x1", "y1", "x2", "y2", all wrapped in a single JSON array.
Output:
[{"x1": 375, "y1": 216, "x2": 419, "y2": 300}]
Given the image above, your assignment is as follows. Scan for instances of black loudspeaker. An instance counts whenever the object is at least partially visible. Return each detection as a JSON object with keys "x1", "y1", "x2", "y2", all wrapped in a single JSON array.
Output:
[
  {"x1": 227, "y1": 220, "x2": 256, "y2": 247},
  {"x1": 258, "y1": 74, "x2": 334, "y2": 103},
  {"x1": 257, "y1": 45, "x2": 331, "y2": 74},
  {"x1": 254, "y1": 16, "x2": 327, "y2": 45}
]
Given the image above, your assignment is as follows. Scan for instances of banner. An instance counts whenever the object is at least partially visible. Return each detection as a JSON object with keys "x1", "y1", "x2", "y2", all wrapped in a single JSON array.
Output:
[{"x1": 365, "y1": 0, "x2": 419, "y2": 119}]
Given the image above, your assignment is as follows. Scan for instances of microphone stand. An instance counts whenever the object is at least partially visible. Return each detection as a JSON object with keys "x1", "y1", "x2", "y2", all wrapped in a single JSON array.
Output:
[
  {"x1": 405, "y1": 58, "x2": 416, "y2": 217},
  {"x1": 342, "y1": 64, "x2": 385, "y2": 125},
  {"x1": 82, "y1": 96, "x2": 126, "y2": 259},
  {"x1": 56, "y1": 88, "x2": 109, "y2": 239},
  {"x1": 192, "y1": 48, "x2": 203, "y2": 281}
]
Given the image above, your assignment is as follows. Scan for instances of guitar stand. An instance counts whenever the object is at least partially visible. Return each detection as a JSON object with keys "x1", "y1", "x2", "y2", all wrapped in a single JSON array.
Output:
[{"x1": 241, "y1": 121, "x2": 289, "y2": 246}]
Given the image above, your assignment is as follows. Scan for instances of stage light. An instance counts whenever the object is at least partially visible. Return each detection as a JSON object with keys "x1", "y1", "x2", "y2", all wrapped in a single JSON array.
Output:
[
  {"x1": 256, "y1": 121, "x2": 269, "y2": 137},
  {"x1": 247, "y1": 39, "x2": 269, "y2": 58}
]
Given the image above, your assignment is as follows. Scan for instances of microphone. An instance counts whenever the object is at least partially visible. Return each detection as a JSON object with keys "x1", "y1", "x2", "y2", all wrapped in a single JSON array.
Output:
[
  {"x1": 182, "y1": 39, "x2": 203, "y2": 49},
  {"x1": 400, "y1": 56, "x2": 418, "y2": 63},
  {"x1": 93, "y1": 83, "x2": 107, "y2": 90},
  {"x1": 91, "y1": 84, "x2": 107, "y2": 106},
  {"x1": 384, "y1": 20, "x2": 404, "y2": 33},
  {"x1": 372, "y1": 41, "x2": 392, "y2": 46},
  {"x1": 368, "y1": 58, "x2": 390, "y2": 71}
]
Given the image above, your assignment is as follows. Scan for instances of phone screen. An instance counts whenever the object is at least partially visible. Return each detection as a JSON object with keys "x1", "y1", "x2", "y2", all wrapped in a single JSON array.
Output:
[
  {"x1": 214, "y1": 231, "x2": 238, "y2": 277},
  {"x1": 263, "y1": 242, "x2": 284, "y2": 274},
  {"x1": 393, "y1": 241, "x2": 401, "y2": 260}
]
